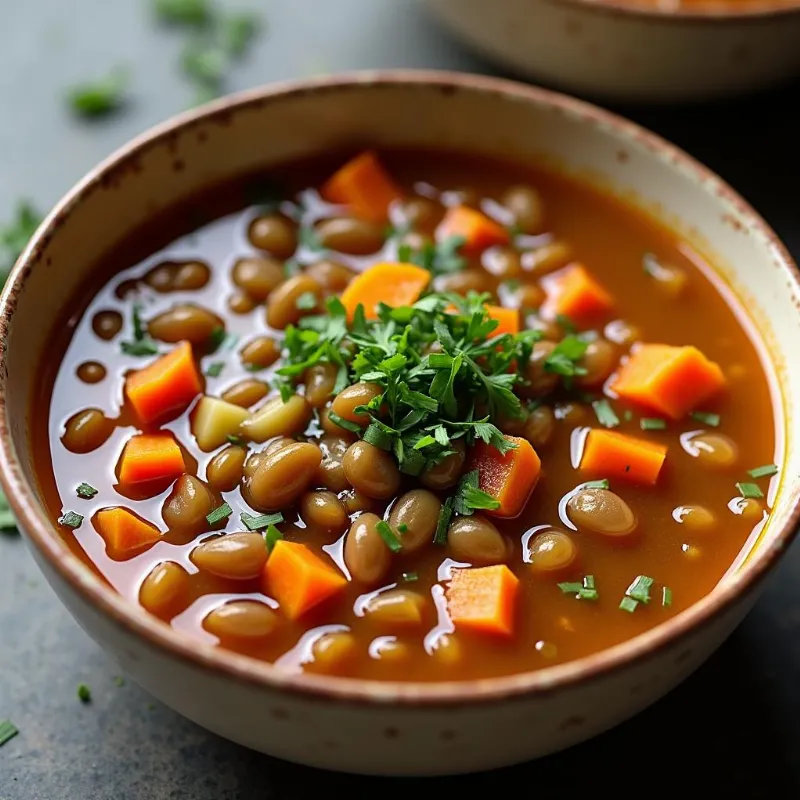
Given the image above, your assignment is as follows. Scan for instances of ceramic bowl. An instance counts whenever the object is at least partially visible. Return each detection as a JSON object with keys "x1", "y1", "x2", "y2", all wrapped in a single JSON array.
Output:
[
  {"x1": 422, "y1": 0, "x2": 800, "y2": 102},
  {"x1": 0, "y1": 71, "x2": 798, "y2": 776}
]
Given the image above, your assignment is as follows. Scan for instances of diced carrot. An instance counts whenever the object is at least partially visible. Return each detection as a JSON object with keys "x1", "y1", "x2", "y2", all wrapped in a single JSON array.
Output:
[
  {"x1": 469, "y1": 435, "x2": 541, "y2": 518},
  {"x1": 95, "y1": 507, "x2": 161, "y2": 556},
  {"x1": 125, "y1": 341, "x2": 203, "y2": 425},
  {"x1": 339, "y1": 262, "x2": 430, "y2": 320},
  {"x1": 117, "y1": 432, "x2": 185, "y2": 485},
  {"x1": 611, "y1": 343, "x2": 726, "y2": 420},
  {"x1": 486, "y1": 304, "x2": 519, "y2": 336},
  {"x1": 321, "y1": 151, "x2": 404, "y2": 223},
  {"x1": 435, "y1": 206, "x2": 510, "y2": 254},
  {"x1": 542, "y1": 263, "x2": 614, "y2": 325},
  {"x1": 446, "y1": 565, "x2": 519, "y2": 637},
  {"x1": 580, "y1": 428, "x2": 667, "y2": 485},
  {"x1": 263, "y1": 540, "x2": 347, "y2": 620}
]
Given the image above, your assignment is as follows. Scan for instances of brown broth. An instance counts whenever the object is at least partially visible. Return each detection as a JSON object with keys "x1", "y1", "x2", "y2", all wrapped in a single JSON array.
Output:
[{"x1": 31, "y1": 150, "x2": 779, "y2": 681}]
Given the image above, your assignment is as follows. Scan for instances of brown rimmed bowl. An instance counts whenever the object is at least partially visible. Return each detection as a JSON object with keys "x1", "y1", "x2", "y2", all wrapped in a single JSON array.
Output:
[
  {"x1": 422, "y1": 0, "x2": 800, "y2": 102},
  {"x1": 0, "y1": 71, "x2": 798, "y2": 775}
]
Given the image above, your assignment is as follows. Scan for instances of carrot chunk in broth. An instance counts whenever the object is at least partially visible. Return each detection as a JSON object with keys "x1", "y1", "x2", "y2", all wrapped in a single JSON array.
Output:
[
  {"x1": 95, "y1": 507, "x2": 161, "y2": 556},
  {"x1": 542, "y1": 263, "x2": 614, "y2": 325},
  {"x1": 117, "y1": 432, "x2": 185, "y2": 485},
  {"x1": 436, "y1": 206, "x2": 510, "y2": 254},
  {"x1": 581, "y1": 429, "x2": 667, "y2": 485},
  {"x1": 447, "y1": 565, "x2": 519, "y2": 637},
  {"x1": 339, "y1": 262, "x2": 430, "y2": 320}
]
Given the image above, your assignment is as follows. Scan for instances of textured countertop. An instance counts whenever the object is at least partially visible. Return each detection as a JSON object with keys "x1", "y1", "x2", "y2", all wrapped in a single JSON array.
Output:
[{"x1": 2, "y1": 1, "x2": 799, "y2": 797}]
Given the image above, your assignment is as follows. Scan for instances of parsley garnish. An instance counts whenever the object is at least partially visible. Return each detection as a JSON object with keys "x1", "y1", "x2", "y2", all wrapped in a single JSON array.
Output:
[
  {"x1": 543, "y1": 335, "x2": 588, "y2": 382},
  {"x1": 736, "y1": 482, "x2": 764, "y2": 500},
  {"x1": 748, "y1": 463, "x2": 778, "y2": 479},
  {"x1": 76, "y1": 483, "x2": 98, "y2": 499},
  {"x1": 206, "y1": 502, "x2": 232, "y2": 525},
  {"x1": 583, "y1": 478, "x2": 610, "y2": 490},
  {"x1": 640, "y1": 417, "x2": 666, "y2": 430},
  {"x1": 555, "y1": 313, "x2": 577, "y2": 334},
  {"x1": 121, "y1": 304, "x2": 159, "y2": 356},
  {"x1": 376, "y1": 520, "x2": 403, "y2": 553},
  {"x1": 222, "y1": 12, "x2": 260, "y2": 56},
  {"x1": 619, "y1": 596, "x2": 639, "y2": 613},
  {"x1": 558, "y1": 575, "x2": 598, "y2": 601},
  {"x1": 226, "y1": 434, "x2": 246, "y2": 446},
  {"x1": 402, "y1": 571, "x2": 419, "y2": 582},
  {"x1": 454, "y1": 470, "x2": 500, "y2": 515},
  {"x1": 626, "y1": 575, "x2": 654, "y2": 604},
  {"x1": 0, "y1": 719, "x2": 19, "y2": 748},
  {"x1": 59, "y1": 511, "x2": 83, "y2": 529},
  {"x1": 68, "y1": 67, "x2": 128, "y2": 118},
  {"x1": 0, "y1": 491, "x2": 16, "y2": 531},
  {"x1": 207, "y1": 326, "x2": 237, "y2": 353},
  {"x1": 240, "y1": 511, "x2": 284, "y2": 531},
  {"x1": 77, "y1": 683, "x2": 92, "y2": 703},
  {"x1": 205, "y1": 361, "x2": 225, "y2": 377},
  {"x1": 690, "y1": 410, "x2": 720, "y2": 427},
  {"x1": 1, "y1": 201, "x2": 41, "y2": 279},
  {"x1": 153, "y1": 0, "x2": 212, "y2": 26},
  {"x1": 264, "y1": 524, "x2": 283, "y2": 552},
  {"x1": 434, "y1": 496, "x2": 454, "y2": 546},
  {"x1": 662, "y1": 587, "x2": 673, "y2": 607},
  {"x1": 295, "y1": 291, "x2": 318, "y2": 310},
  {"x1": 327, "y1": 411, "x2": 363, "y2": 434},
  {"x1": 592, "y1": 399, "x2": 619, "y2": 429},
  {"x1": 397, "y1": 235, "x2": 466, "y2": 276}
]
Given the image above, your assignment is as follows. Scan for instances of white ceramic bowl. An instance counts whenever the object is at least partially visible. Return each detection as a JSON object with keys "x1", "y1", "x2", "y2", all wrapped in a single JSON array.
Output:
[
  {"x1": 0, "y1": 71, "x2": 798, "y2": 776},
  {"x1": 423, "y1": 0, "x2": 800, "y2": 102}
]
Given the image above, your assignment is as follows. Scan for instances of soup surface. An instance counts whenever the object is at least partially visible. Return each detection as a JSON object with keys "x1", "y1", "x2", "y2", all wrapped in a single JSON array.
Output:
[{"x1": 34, "y1": 150, "x2": 779, "y2": 682}]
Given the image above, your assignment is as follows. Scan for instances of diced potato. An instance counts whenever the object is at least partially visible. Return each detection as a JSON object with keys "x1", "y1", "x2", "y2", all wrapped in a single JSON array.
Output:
[
  {"x1": 364, "y1": 589, "x2": 425, "y2": 627},
  {"x1": 239, "y1": 395, "x2": 311, "y2": 443},
  {"x1": 191, "y1": 396, "x2": 251, "y2": 451}
]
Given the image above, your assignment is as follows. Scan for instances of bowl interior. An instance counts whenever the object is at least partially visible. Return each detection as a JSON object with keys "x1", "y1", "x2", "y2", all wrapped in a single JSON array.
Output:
[{"x1": 2, "y1": 73, "x2": 798, "y2": 691}]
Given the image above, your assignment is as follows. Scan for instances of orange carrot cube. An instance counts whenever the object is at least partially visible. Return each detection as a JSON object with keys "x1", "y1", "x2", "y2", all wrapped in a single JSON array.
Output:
[
  {"x1": 436, "y1": 206, "x2": 510, "y2": 254},
  {"x1": 485, "y1": 304, "x2": 519, "y2": 336},
  {"x1": 580, "y1": 428, "x2": 667, "y2": 485},
  {"x1": 542, "y1": 264, "x2": 614, "y2": 325},
  {"x1": 339, "y1": 262, "x2": 430, "y2": 320},
  {"x1": 95, "y1": 507, "x2": 161, "y2": 556},
  {"x1": 611, "y1": 343, "x2": 726, "y2": 419},
  {"x1": 263, "y1": 540, "x2": 347, "y2": 620},
  {"x1": 447, "y1": 565, "x2": 519, "y2": 637},
  {"x1": 117, "y1": 432, "x2": 185, "y2": 485}
]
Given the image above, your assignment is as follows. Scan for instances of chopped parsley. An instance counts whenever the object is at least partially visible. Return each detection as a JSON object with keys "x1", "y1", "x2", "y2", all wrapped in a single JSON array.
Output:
[
  {"x1": 434, "y1": 496, "x2": 454, "y2": 546},
  {"x1": 298, "y1": 225, "x2": 323, "y2": 252},
  {"x1": 221, "y1": 12, "x2": 260, "y2": 56},
  {"x1": 226, "y1": 434, "x2": 246, "y2": 446},
  {"x1": 736, "y1": 482, "x2": 764, "y2": 500},
  {"x1": 77, "y1": 683, "x2": 92, "y2": 703},
  {"x1": 626, "y1": 575, "x2": 654, "y2": 604},
  {"x1": 59, "y1": 511, "x2": 84, "y2": 529},
  {"x1": 592, "y1": 399, "x2": 619, "y2": 429},
  {"x1": 748, "y1": 463, "x2": 778, "y2": 479},
  {"x1": 558, "y1": 575, "x2": 598, "y2": 601},
  {"x1": 207, "y1": 326, "x2": 238, "y2": 353},
  {"x1": 454, "y1": 470, "x2": 500, "y2": 515},
  {"x1": 295, "y1": 291, "x2": 318, "y2": 310},
  {"x1": 205, "y1": 502, "x2": 232, "y2": 525},
  {"x1": 662, "y1": 587, "x2": 673, "y2": 608},
  {"x1": 327, "y1": 411, "x2": 362, "y2": 434},
  {"x1": 76, "y1": 483, "x2": 98, "y2": 499},
  {"x1": 1, "y1": 201, "x2": 41, "y2": 278},
  {"x1": 182, "y1": 40, "x2": 227, "y2": 95},
  {"x1": 0, "y1": 719, "x2": 19, "y2": 748},
  {"x1": 543, "y1": 334, "x2": 588, "y2": 381},
  {"x1": 240, "y1": 511, "x2": 284, "y2": 531},
  {"x1": 0, "y1": 491, "x2": 16, "y2": 530},
  {"x1": 555, "y1": 313, "x2": 576, "y2": 334},
  {"x1": 640, "y1": 417, "x2": 666, "y2": 431},
  {"x1": 376, "y1": 520, "x2": 403, "y2": 553},
  {"x1": 619, "y1": 596, "x2": 639, "y2": 613},
  {"x1": 583, "y1": 478, "x2": 610, "y2": 490},
  {"x1": 690, "y1": 410, "x2": 720, "y2": 427},
  {"x1": 121, "y1": 304, "x2": 159, "y2": 356},
  {"x1": 402, "y1": 571, "x2": 419, "y2": 582},
  {"x1": 397, "y1": 235, "x2": 466, "y2": 276},
  {"x1": 68, "y1": 67, "x2": 128, "y2": 118},
  {"x1": 153, "y1": 0, "x2": 212, "y2": 26},
  {"x1": 205, "y1": 361, "x2": 225, "y2": 378},
  {"x1": 264, "y1": 524, "x2": 283, "y2": 552}
]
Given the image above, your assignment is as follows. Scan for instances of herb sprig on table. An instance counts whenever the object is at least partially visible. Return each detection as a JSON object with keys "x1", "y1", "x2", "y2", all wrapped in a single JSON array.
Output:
[{"x1": 275, "y1": 291, "x2": 541, "y2": 479}]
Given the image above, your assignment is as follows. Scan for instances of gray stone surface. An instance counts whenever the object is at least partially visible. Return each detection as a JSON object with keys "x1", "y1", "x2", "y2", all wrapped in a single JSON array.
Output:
[{"x1": 1, "y1": 1, "x2": 799, "y2": 797}]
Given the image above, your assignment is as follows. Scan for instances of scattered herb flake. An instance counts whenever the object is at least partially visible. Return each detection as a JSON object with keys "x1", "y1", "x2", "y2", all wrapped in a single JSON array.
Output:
[
  {"x1": 295, "y1": 291, "x2": 318, "y2": 311},
  {"x1": 558, "y1": 575, "x2": 598, "y2": 601},
  {"x1": 59, "y1": 511, "x2": 83, "y2": 529},
  {"x1": 222, "y1": 12, "x2": 260, "y2": 57},
  {"x1": 402, "y1": 571, "x2": 419, "y2": 582},
  {"x1": 662, "y1": 587, "x2": 673, "y2": 608},
  {"x1": 736, "y1": 482, "x2": 764, "y2": 500},
  {"x1": 76, "y1": 483, "x2": 98, "y2": 499},
  {"x1": 205, "y1": 502, "x2": 232, "y2": 525},
  {"x1": 748, "y1": 463, "x2": 778, "y2": 479},
  {"x1": 434, "y1": 496, "x2": 454, "y2": 546},
  {"x1": 226, "y1": 434, "x2": 246, "y2": 447},
  {"x1": 0, "y1": 491, "x2": 16, "y2": 531},
  {"x1": 619, "y1": 596, "x2": 639, "y2": 613},
  {"x1": 264, "y1": 524, "x2": 283, "y2": 552},
  {"x1": 77, "y1": 683, "x2": 92, "y2": 703},
  {"x1": 327, "y1": 411, "x2": 363, "y2": 434},
  {"x1": 555, "y1": 313, "x2": 576, "y2": 334},
  {"x1": 376, "y1": 520, "x2": 403, "y2": 553},
  {"x1": 592, "y1": 399, "x2": 620, "y2": 429},
  {"x1": 121, "y1": 339, "x2": 160, "y2": 357},
  {"x1": 690, "y1": 410, "x2": 720, "y2": 427},
  {"x1": 623, "y1": 410, "x2": 633, "y2": 422},
  {"x1": 455, "y1": 470, "x2": 500, "y2": 515},
  {"x1": 0, "y1": 719, "x2": 19, "y2": 747},
  {"x1": 205, "y1": 361, "x2": 225, "y2": 378},
  {"x1": 397, "y1": 523, "x2": 408, "y2": 534},
  {"x1": 68, "y1": 67, "x2": 128, "y2": 118},
  {"x1": 640, "y1": 417, "x2": 667, "y2": 431},
  {"x1": 153, "y1": 0, "x2": 212, "y2": 26},
  {"x1": 583, "y1": 479, "x2": 609, "y2": 490},
  {"x1": 1, "y1": 201, "x2": 41, "y2": 276},
  {"x1": 240, "y1": 511, "x2": 284, "y2": 531},
  {"x1": 626, "y1": 575, "x2": 654, "y2": 604},
  {"x1": 543, "y1": 334, "x2": 588, "y2": 380},
  {"x1": 181, "y1": 41, "x2": 227, "y2": 91}
]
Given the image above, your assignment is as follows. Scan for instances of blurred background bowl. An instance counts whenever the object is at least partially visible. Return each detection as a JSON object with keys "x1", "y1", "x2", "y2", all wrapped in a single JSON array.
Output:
[{"x1": 422, "y1": 0, "x2": 800, "y2": 102}]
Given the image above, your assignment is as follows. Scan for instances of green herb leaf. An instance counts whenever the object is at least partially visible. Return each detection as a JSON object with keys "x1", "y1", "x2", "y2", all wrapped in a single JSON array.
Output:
[
  {"x1": 205, "y1": 361, "x2": 225, "y2": 378},
  {"x1": 690, "y1": 410, "x2": 721, "y2": 427},
  {"x1": 221, "y1": 12, "x2": 260, "y2": 57},
  {"x1": 207, "y1": 326, "x2": 238, "y2": 353},
  {"x1": 0, "y1": 201, "x2": 41, "y2": 276},
  {"x1": 558, "y1": 575, "x2": 598, "y2": 601},
  {"x1": 402, "y1": 571, "x2": 419, "y2": 583},
  {"x1": 226, "y1": 434, "x2": 246, "y2": 447},
  {"x1": 748, "y1": 463, "x2": 778, "y2": 479},
  {"x1": 0, "y1": 491, "x2": 16, "y2": 531},
  {"x1": 182, "y1": 40, "x2": 227, "y2": 90},
  {"x1": 76, "y1": 483, "x2": 98, "y2": 499},
  {"x1": 240, "y1": 511, "x2": 284, "y2": 531},
  {"x1": 592, "y1": 399, "x2": 619, "y2": 429},
  {"x1": 363, "y1": 421, "x2": 394, "y2": 450},
  {"x1": 626, "y1": 575, "x2": 654, "y2": 604},
  {"x1": 121, "y1": 339, "x2": 160, "y2": 357},
  {"x1": 662, "y1": 587, "x2": 673, "y2": 608},
  {"x1": 68, "y1": 67, "x2": 128, "y2": 118},
  {"x1": 59, "y1": 511, "x2": 83, "y2": 529},
  {"x1": 327, "y1": 411, "x2": 363, "y2": 433},
  {"x1": 583, "y1": 479, "x2": 609, "y2": 490},
  {"x1": 153, "y1": 0, "x2": 211, "y2": 26},
  {"x1": 555, "y1": 313, "x2": 576, "y2": 334},
  {"x1": 640, "y1": 417, "x2": 666, "y2": 430},
  {"x1": 623, "y1": 410, "x2": 633, "y2": 422},
  {"x1": 295, "y1": 291, "x2": 318, "y2": 311},
  {"x1": 375, "y1": 520, "x2": 403, "y2": 553},
  {"x1": 736, "y1": 482, "x2": 764, "y2": 499},
  {"x1": 402, "y1": 235, "x2": 466, "y2": 276},
  {"x1": 455, "y1": 470, "x2": 500, "y2": 515},
  {"x1": 205, "y1": 502, "x2": 232, "y2": 525},
  {"x1": 264, "y1": 524, "x2": 283, "y2": 552},
  {"x1": 619, "y1": 596, "x2": 639, "y2": 613},
  {"x1": 434, "y1": 496, "x2": 454, "y2": 546},
  {"x1": 77, "y1": 683, "x2": 92, "y2": 703},
  {"x1": 543, "y1": 334, "x2": 588, "y2": 380},
  {"x1": 0, "y1": 719, "x2": 19, "y2": 748}
]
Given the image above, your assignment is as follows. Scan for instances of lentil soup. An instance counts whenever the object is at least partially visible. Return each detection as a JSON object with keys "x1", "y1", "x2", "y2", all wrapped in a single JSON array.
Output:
[{"x1": 32, "y1": 150, "x2": 779, "y2": 682}]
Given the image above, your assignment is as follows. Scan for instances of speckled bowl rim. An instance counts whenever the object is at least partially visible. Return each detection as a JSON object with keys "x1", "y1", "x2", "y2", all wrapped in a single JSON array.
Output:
[
  {"x1": 553, "y1": 0, "x2": 800, "y2": 21},
  {"x1": 1, "y1": 70, "x2": 798, "y2": 708}
]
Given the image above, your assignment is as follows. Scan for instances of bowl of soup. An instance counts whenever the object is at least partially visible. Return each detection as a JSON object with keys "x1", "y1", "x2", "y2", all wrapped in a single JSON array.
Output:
[
  {"x1": 422, "y1": 0, "x2": 800, "y2": 101},
  {"x1": 0, "y1": 71, "x2": 797, "y2": 775}
]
